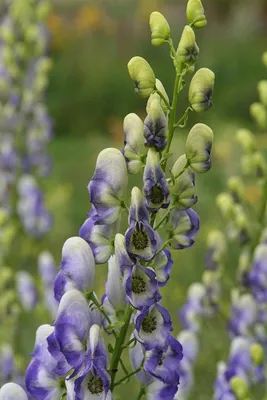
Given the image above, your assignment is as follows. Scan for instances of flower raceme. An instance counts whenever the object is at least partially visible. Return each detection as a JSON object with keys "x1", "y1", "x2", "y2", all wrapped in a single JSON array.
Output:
[{"x1": 7, "y1": 1, "x2": 219, "y2": 399}]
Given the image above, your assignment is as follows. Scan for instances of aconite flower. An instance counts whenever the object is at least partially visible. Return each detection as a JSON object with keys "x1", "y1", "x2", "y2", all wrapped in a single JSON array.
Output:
[
  {"x1": 177, "y1": 25, "x2": 199, "y2": 66},
  {"x1": 128, "y1": 56, "x2": 156, "y2": 98},
  {"x1": 189, "y1": 68, "x2": 215, "y2": 112},
  {"x1": 185, "y1": 123, "x2": 213, "y2": 173},
  {"x1": 186, "y1": 0, "x2": 207, "y2": 28},
  {"x1": 149, "y1": 12, "x2": 170, "y2": 46}
]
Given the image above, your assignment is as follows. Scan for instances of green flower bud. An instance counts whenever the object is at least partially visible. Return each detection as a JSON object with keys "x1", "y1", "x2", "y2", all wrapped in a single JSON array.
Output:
[
  {"x1": 262, "y1": 51, "x2": 267, "y2": 68},
  {"x1": 24, "y1": 25, "x2": 39, "y2": 43},
  {"x1": 258, "y1": 80, "x2": 267, "y2": 106},
  {"x1": 216, "y1": 193, "x2": 234, "y2": 219},
  {"x1": 230, "y1": 376, "x2": 249, "y2": 400},
  {"x1": 252, "y1": 151, "x2": 267, "y2": 177},
  {"x1": 128, "y1": 56, "x2": 156, "y2": 98},
  {"x1": 235, "y1": 129, "x2": 256, "y2": 153},
  {"x1": 0, "y1": 24, "x2": 14, "y2": 44},
  {"x1": 146, "y1": 79, "x2": 169, "y2": 115},
  {"x1": 240, "y1": 154, "x2": 254, "y2": 176},
  {"x1": 250, "y1": 343, "x2": 264, "y2": 366},
  {"x1": 177, "y1": 26, "x2": 199, "y2": 66},
  {"x1": 189, "y1": 68, "x2": 215, "y2": 112},
  {"x1": 171, "y1": 155, "x2": 197, "y2": 209},
  {"x1": 186, "y1": 0, "x2": 207, "y2": 28},
  {"x1": 227, "y1": 176, "x2": 244, "y2": 202},
  {"x1": 36, "y1": 1, "x2": 52, "y2": 21},
  {"x1": 250, "y1": 102, "x2": 267, "y2": 129},
  {"x1": 206, "y1": 229, "x2": 226, "y2": 259},
  {"x1": 149, "y1": 12, "x2": 170, "y2": 46},
  {"x1": 185, "y1": 123, "x2": 213, "y2": 173},
  {"x1": 0, "y1": 208, "x2": 8, "y2": 226}
]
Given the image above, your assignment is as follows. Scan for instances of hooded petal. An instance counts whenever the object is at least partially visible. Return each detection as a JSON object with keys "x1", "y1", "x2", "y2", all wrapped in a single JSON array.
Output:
[
  {"x1": 123, "y1": 113, "x2": 146, "y2": 174},
  {"x1": 0, "y1": 383, "x2": 27, "y2": 400},
  {"x1": 167, "y1": 208, "x2": 199, "y2": 249},
  {"x1": 106, "y1": 255, "x2": 126, "y2": 310}
]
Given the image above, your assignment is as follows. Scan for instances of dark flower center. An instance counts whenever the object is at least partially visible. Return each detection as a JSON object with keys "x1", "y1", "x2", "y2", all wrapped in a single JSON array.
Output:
[
  {"x1": 132, "y1": 276, "x2": 146, "y2": 294},
  {"x1": 132, "y1": 223, "x2": 149, "y2": 250},
  {"x1": 87, "y1": 375, "x2": 103, "y2": 394},
  {"x1": 141, "y1": 315, "x2": 157, "y2": 333},
  {"x1": 150, "y1": 184, "x2": 164, "y2": 205}
]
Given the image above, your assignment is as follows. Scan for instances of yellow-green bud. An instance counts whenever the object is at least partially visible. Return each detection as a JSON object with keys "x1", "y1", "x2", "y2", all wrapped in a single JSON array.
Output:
[
  {"x1": 216, "y1": 192, "x2": 234, "y2": 219},
  {"x1": 250, "y1": 102, "x2": 267, "y2": 129},
  {"x1": 235, "y1": 129, "x2": 256, "y2": 153},
  {"x1": 171, "y1": 154, "x2": 197, "y2": 209},
  {"x1": 149, "y1": 12, "x2": 170, "y2": 46},
  {"x1": 36, "y1": 1, "x2": 52, "y2": 21},
  {"x1": 24, "y1": 25, "x2": 39, "y2": 43},
  {"x1": 240, "y1": 154, "x2": 254, "y2": 176},
  {"x1": 252, "y1": 151, "x2": 266, "y2": 177},
  {"x1": 0, "y1": 24, "x2": 14, "y2": 44},
  {"x1": 250, "y1": 343, "x2": 264, "y2": 366},
  {"x1": 189, "y1": 68, "x2": 215, "y2": 112},
  {"x1": 128, "y1": 56, "x2": 156, "y2": 98},
  {"x1": 227, "y1": 176, "x2": 244, "y2": 202},
  {"x1": 206, "y1": 229, "x2": 226, "y2": 256},
  {"x1": 262, "y1": 52, "x2": 267, "y2": 68},
  {"x1": 186, "y1": 0, "x2": 207, "y2": 28},
  {"x1": 177, "y1": 25, "x2": 199, "y2": 66},
  {"x1": 238, "y1": 248, "x2": 250, "y2": 275},
  {"x1": 146, "y1": 79, "x2": 169, "y2": 115},
  {"x1": 258, "y1": 80, "x2": 267, "y2": 107},
  {"x1": 230, "y1": 377, "x2": 249, "y2": 400},
  {"x1": 0, "y1": 208, "x2": 8, "y2": 226},
  {"x1": 185, "y1": 123, "x2": 213, "y2": 173}
]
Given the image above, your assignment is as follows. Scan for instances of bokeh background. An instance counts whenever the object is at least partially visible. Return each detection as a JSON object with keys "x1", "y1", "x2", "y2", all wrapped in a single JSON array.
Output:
[{"x1": 16, "y1": 0, "x2": 267, "y2": 399}]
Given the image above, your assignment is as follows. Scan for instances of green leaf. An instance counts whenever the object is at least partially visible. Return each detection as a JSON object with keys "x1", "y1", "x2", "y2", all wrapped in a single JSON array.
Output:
[{"x1": 106, "y1": 321, "x2": 125, "y2": 331}]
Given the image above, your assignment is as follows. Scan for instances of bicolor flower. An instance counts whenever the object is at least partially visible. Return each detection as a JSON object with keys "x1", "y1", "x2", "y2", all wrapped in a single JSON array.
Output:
[
  {"x1": 129, "y1": 339, "x2": 153, "y2": 386},
  {"x1": 0, "y1": 383, "x2": 27, "y2": 400},
  {"x1": 143, "y1": 148, "x2": 170, "y2": 212},
  {"x1": 146, "y1": 380, "x2": 179, "y2": 400},
  {"x1": 0, "y1": 344, "x2": 14, "y2": 383},
  {"x1": 246, "y1": 244, "x2": 267, "y2": 303},
  {"x1": 79, "y1": 207, "x2": 118, "y2": 264},
  {"x1": 179, "y1": 283, "x2": 207, "y2": 332},
  {"x1": 167, "y1": 207, "x2": 199, "y2": 249},
  {"x1": 88, "y1": 148, "x2": 128, "y2": 224},
  {"x1": 54, "y1": 237, "x2": 95, "y2": 302},
  {"x1": 177, "y1": 330, "x2": 199, "y2": 364},
  {"x1": 204, "y1": 230, "x2": 226, "y2": 271},
  {"x1": 122, "y1": 113, "x2": 146, "y2": 174},
  {"x1": 150, "y1": 247, "x2": 173, "y2": 286},
  {"x1": 26, "y1": 324, "x2": 69, "y2": 399},
  {"x1": 38, "y1": 251, "x2": 56, "y2": 287},
  {"x1": 228, "y1": 292, "x2": 258, "y2": 337},
  {"x1": 128, "y1": 56, "x2": 156, "y2": 98},
  {"x1": 73, "y1": 325, "x2": 112, "y2": 400},
  {"x1": 144, "y1": 335, "x2": 183, "y2": 385},
  {"x1": 114, "y1": 233, "x2": 135, "y2": 273},
  {"x1": 125, "y1": 187, "x2": 157, "y2": 260},
  {"x1": 144, "y1": 98, "x2": 168, "y2": 151},
  {"x1": 106, "y1": 255, "x2": 126, "y2": 311},
  {"x1": 171, "y1": 155, "x2": 197, "y2": 209},
  {"x1": 123, "y1": 263, "x2": 161, "y2": 309},
  {"x1": 186, "y1": 0, "x2": 207, "y2": 28},
  {"x1": 53, "y1": 290, "x2": 91, "y2": 372},
  {"x1": 134, "y1": 303, "x2": 173, "y2": 350},
  {"x1": 185, "y1": 123, "x2": 213, "y2": 173},
  {"x1": 16, "y1": 271, "x2": 38, "y2": 311},
  {"x1": 149, "y1": 12, "x2": 170, "y2": 46},
  {"x1": 176, "y1": 26, "x2": 199, "y2": 66},
  {"x1": 189, "y1": 68, "x2": 215, "y2": 112}
]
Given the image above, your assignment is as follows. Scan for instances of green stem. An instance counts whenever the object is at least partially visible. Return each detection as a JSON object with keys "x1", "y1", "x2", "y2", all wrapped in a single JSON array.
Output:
[
  {"x1": 122, "y1": 337, "x2": 136, "y2": 349},
  {"x1": 113, "y1": 366, "x2": 142, "y2": 388},
  {"x1": 136, "y1": 387, "x2": 146, "y2": 400},
  {"x1": 155, "y1": 89, "x2": 171, "y2": 110},
  {"x1": 162, "y1": 63, "x2": 184, "y2": 171},
  {"x1": 109, "y1": 304, "x2": 133, "y2": 390},
  {"x1": 89, "y1": 292, "x2": 118, "y2": 339},
  {"x1": 154, "y1": 206, "x2": 175, "y2": 231}
]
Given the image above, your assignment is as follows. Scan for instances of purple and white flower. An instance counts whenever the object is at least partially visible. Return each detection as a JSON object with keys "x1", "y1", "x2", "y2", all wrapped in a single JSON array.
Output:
[
  {"x1": 0, "y1": 383, "x2": 27, "y2": 400},
  {"x1": 167, "y1": 207, "x2": 199, "y2": 249},
  {"x1": 16, "y1": 271, "x2": 38, "y2": 311},
  {"x1": 144, "y1": 98, "x2": 168, "y2": 151},
  {"x1": 125, "y1": 187, "x2": 157, "y2": 260},
  {"x1": 88, "y1": 148, "x2": 128, "y2": 224},
  {"x1": 122, "y1": 113, "x2": 146, "y2": 174},
  {"x1": 54, "y1": 237, "x2": 95, "y2": 302},
  {"x1": 134, "y1": 303, "x2": 173, "y2": 350},
  {"x1": 143, "y1": 149, "x2": 169, "y2": 212}
]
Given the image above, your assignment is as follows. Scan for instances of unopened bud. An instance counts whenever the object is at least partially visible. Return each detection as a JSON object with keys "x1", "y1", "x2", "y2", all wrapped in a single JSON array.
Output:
[
  {"x1": 258, "y1": 80, "x2": 267, "y2": 107},
  {"x1": 149, "y1": 12, "x2": 170, "y2": 46},
  {"x1": 250, "y1": 102, "x2": 267, "y2": 129},
  {"x1": 177, "y1": 25, "x2": 199, "y2": 66},
  {"x1": 128, "y1": 56, "x2": 156, "y2": 98},
  {"x1": 189, "y1": 68, "x2": 215, "y2": 112},
  {"x1": 185, "y1": 123, "x2": 213, "y2": 172},
  {"x1": 186, "y1": 0, "x2": 207, "y2": 28},
  {"x1": 236, "y1": 129, "x2": 256, "y2": 153},
  {"x1": 216, "y1": 193, "x2": 234, "y2": 219},
  {"x1": 262, "y1": 51, "x2": 267, "y2": 68},
  {"x1": 36, "y1": 1, "x2": 52, "y2": 21},
  {"x1": 230, "y1": 376, "x2": 249, "y2": 400},
  {"x1": 252, "y1": 151, "x2": 266, "y2": 178},
  {"x1": 227, "y1": 176, "x2": 244, "y2": 203},
  {"x1": 250, "y1": 343, "x2": 264, "y2": 366},
  {"x1": 240, "y1": 154, "x2": 254, "y2": 176},
  {"x1": 146, "y1": 79, "x2": 169, "y2": 115}
]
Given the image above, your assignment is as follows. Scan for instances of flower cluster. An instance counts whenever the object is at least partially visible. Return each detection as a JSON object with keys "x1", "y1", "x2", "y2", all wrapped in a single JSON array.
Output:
[{"x1": 0, "y1": 1, "x2": 217, "y2": 399}]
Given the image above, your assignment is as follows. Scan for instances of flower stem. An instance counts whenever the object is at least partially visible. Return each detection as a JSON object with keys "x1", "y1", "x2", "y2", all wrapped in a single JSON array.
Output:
[
  {"x1": 109, "y1": 304, "x2": 133, "y2": 391},
  {"x1": 89, "y1": 292, "x2": 118, "y2": 339},
  {"x1": 113, "y1": 366, "x2": 142, "y2": 388},
  {"x1": 154, "y1": 206, "x2": 175, "y2": 231},
  {"x1": 136, "y1": 387, "x2": 146, "y2": 400}
]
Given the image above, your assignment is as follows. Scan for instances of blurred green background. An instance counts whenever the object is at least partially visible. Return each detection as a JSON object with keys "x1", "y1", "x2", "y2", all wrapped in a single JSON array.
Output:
[{"x1": 15, "y1": 0, "x2": 267, "y2": 399}]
